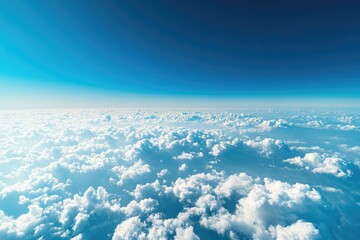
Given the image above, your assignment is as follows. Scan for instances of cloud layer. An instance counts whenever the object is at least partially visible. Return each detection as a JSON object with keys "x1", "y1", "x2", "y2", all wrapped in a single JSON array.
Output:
[{"x1": 0, "y1": 108, "x2": 359, "y2": 239}]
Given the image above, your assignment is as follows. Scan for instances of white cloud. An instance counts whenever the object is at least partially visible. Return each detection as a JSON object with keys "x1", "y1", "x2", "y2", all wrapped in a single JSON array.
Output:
[
  {"x1": 175, "y1": 226, "x2": 200, "y2": 240},
  {"x1": 214, "y1": 172, "x2": 255, "y2": 197},
  {"x1": 0, "y1": 204, "x2": 43, "y2": 238},
  {"x1": 245, "y1": 138, "x2": 289, "y2": 158},
  {"x1": 157, "y1": 169, "x2": 169, "y2": 178},
  {"x1": 285, "y1": 153, "x2": 351, "y2": 177},
  {"x1": 112, "y1": 217, "x2": 144, "y2": 240},
  {"x1": 59, "y1": 186, "x2": 121, "y2": 236},
  {"x1": 178, "y1": 163, "x2": 188, "y2": 172},
  {"x1": 121, "y1": 198, "x2": 157, "y2": 217},
  {"x1": 112, "y1": 160, "x2": 151, "y2": 185},
  {"x1": 269, "y1": 220, "x2": 319, "y2": 240},
  {"x1": 131, "y1": 180, "x2": 163, "y2": 200},
  {"x1": 174, "y1": 152, "x2": 195, "y2": 160},
  {"x1": 171, "y1": 172, "x2": 223, "y2": 202},
  {"x1": 198, "y1": 176, "x2": 321, "y2": 238},
  {"x1": 0, "y1": 109, "x2": 357, "y2": 239}
]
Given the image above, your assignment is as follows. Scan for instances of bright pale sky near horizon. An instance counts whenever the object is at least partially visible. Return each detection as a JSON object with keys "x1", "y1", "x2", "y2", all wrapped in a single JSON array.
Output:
[{"x1": 1, "y1": 0, "x2": 360, "y2": 107}]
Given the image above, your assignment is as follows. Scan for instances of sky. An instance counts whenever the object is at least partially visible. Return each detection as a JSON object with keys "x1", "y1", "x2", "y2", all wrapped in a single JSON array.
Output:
[{"x1": 1, "y1": 0, "x2": 360, "y2": 107}]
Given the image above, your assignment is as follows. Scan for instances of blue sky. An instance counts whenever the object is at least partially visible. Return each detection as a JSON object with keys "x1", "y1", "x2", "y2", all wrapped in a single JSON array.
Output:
[{"x1": 1, "y1": 0, "x2": 360, "y2": 107}]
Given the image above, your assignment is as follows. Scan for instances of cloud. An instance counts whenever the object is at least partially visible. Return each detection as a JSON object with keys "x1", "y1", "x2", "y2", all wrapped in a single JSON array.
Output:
[
  {"x1": 269, "y1": 220, "x2": 319, "y2": 240},
  {"x1": 285, "y1": 153, "x2": 351, "y2": 177},
  {"x1": 244, "y1": 138, "x2": 290, "y2": 158},
  {"x1": 197, "y1": 175, "x2": 321, "y2": 239},
  {"x1": 157, "y1": 169, "x2": 169, "y2": 178},
  {"x1": 59, "y1": 186, "x2": 121, "y2": 236},
  {"x1": 0, "y1": 204, "x2": 43, "y2": 238},
  {"x1": 178, "y1": 163, "x2": 188, "y2": 172},
  {"x1": 0, "y1": 109, "x2": 358, "y2": 239},
  {"x1": 175, "y1": 226, "x2": 200, "y2": 240},
  {"x1": 131, "y1": 180, "x2": 163, "y2": 200},
  {"x1": 112, "y1": 160, "x2": 151, "y2": 185},
  {"x1": 112, "y1": 217, "x2": 144, "y2": 240},
  {"x1": 121, "y1": 198, "x2": 157, "y2": 217},
  {"x1": 214, "y1": 172, "x2": 255, "y2": 197},
  {"x1": 171, "y1": 172, "x2": 223, "y2": 202},
  {"x1": 174, "y1": 152, "x2": 202, "y2": 160}
]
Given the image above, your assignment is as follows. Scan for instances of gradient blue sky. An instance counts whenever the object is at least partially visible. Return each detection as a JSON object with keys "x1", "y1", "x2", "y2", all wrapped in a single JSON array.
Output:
[{"x1": 1, "y1": 0, "x2": 360, "y2": 107}]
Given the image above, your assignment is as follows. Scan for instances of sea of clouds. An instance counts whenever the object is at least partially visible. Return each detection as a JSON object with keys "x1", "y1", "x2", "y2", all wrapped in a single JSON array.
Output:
[{"x1": 0, "y1": 108, "x2": 359, "y2": 239}]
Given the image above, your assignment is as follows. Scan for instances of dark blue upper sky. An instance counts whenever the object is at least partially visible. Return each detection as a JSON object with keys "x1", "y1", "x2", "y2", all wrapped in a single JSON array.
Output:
[{"x1": 1, "y1": 0, "x2": 360, "y2": 106}]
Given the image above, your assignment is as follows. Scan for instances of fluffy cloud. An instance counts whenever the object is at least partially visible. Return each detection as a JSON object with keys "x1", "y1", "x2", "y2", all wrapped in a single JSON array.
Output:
[
  {"x1": 244, "y1": 138, "x2": 290, "y2": 158},
  {"x1": 59, "y1": 186, "x2": 121, "y2": 236},
  {"x1": 197, "y1": 176, "x2": 321, "y2": 239},
  {"x1": 178, "y1": 163, "x2": 188, "y2": 172},
  {"x1": 121, "y1": 198, "x2": 157, "y2": 217},
  {"x1": 112, "y1": 217, "x2": 144, "y2": 240},
  {"x1": 157, "y1": 169, "x2": 169, "y2": 178},
  {"x1": 285, "y1": 153, "x2": 351, "y2": 177},
  {"x1": 0, "y1": 109, "x2": 358, "y2": 239},
  {"x1": 269, "y1": 220, "x2": 319, "y2": 240},
  {"x1": 0, "y1": 204, "x2": 43, "y2": 238},
  {"x1": 112, "y1": 160, "x2": 151, "y2": 185},
  {"x1": 171, "y1": 172, "x2": 222, "y2": 202},
  {"x1": 214, "y1": 172, "x2": 255, "y2": 197},
  {"x1": 175, "y1": 226, "x2": 200, "y2": 240}
]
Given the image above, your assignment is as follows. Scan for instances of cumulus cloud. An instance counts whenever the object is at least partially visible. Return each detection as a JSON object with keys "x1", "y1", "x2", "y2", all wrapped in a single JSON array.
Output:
[
  {"x1": 59, "y1": 186, "x2": 121, "y2": 236},
  {"x1": 0, "y1": 108, "x2": 358, "y2": 239},
  {"x1": 0, "y1": 204, "x2": 43, "y2": 238},
  {"x1": 131, "y1": 180, "x2": 163, "y2": 200},
  {"x1": 175, "y1": 226, "x2": 200, "y2": 240},
  {"x1": 112, "y1": 217, "x2": 144, "y2": 240},
  {"x1": 157, "y1": 169, "x2": 169, "y2": 178},
  {"x1": 171, "y1": 172, "x2": 223, "y2": 202},
  {"x1": 178, "y1": 163, "x2": 188, "y2": 172},
  {"x1": 196, "y1": 176, "x2": 321, "y2": 239},
  {"x1": 244, "y1": 138, "x2": 290, "y2": 158},
  {"x1": 121, "y1": 198, "x2": 157, "y2": 217},
  {"x1": 269, "y1": 220, "x2": 319, "y2": 240},
  {"x1": 112, "y1": 160, "x2": 151, "y2": 185},
  {"x1": 214, "y1": 172, "x2": 255, "y2": 197},
  {"x1": 285, "y1": 153, "x2": 351, "y2": 177}
]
